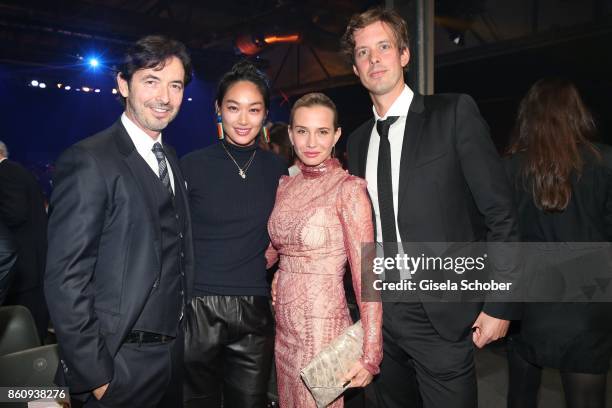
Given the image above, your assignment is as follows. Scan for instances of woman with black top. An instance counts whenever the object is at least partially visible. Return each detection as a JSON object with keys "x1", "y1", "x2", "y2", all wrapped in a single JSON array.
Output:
[
  {"x1": 180, "y1": 61, "x2": 287, "y2": 408},
  {"x1": 505, "y1": 78, "x2": 612, "y2": 408}
]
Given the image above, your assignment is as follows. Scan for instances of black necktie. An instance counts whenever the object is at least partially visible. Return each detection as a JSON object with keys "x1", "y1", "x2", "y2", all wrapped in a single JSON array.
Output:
[
  {"x1": 152, "y1": 142, "x2": 173, "y2": 196},
  {"x1": 377, "y1": 116, "x2": 399, "y2": 281},
  {"x1": 376, "y1": 116, "x2": 399, "y2": 244}
]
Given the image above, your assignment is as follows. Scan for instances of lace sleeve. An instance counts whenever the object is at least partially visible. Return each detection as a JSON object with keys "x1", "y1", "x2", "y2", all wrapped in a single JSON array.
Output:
[{"x1": 337, "y1": 176, "x2": 383, "y2": 375}]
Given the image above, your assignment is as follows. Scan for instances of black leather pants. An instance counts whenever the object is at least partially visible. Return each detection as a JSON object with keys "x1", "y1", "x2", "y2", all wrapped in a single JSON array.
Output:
[{"x1": 183, "y1": 295, "x2": 274, "y2": 408}]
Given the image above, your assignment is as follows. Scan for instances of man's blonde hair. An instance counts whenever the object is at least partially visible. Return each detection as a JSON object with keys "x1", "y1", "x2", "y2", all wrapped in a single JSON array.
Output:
[{"x1": 290, "y1": 93, "x2": 339, "y2": 130}]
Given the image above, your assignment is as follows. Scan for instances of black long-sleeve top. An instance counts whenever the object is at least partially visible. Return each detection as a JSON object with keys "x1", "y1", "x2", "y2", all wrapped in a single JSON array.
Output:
[{"x1": 181, "y1": 140, "x2": 287, "y2": 297}]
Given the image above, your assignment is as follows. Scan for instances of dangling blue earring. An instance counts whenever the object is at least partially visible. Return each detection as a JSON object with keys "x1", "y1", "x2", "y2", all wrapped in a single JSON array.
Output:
[{"x1": 216, "y1": 113, "x2": 224, "y2": 140}]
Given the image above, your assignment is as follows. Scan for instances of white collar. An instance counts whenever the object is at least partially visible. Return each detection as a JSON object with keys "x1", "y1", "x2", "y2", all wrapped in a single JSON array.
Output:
[
  {"x1": 121, "y1": 113, "x2": 163, "y2": 155},
  {"x1": 373, "y1": 84, "x2": 414, "y2": 121}
]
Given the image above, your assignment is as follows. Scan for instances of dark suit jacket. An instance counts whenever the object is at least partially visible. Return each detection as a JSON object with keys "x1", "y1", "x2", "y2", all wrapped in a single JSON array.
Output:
[
  {"x1": 0, "y1": 159, "x2": 47, "y2": 293},
  {"x1": 504, "y1": 144, "x2": 612, "y2": 371},
  {"x1": 0, "y1": 219, "x2": 17, "y2": 305},
  {"x1": 505, "y1": 144, "x2": 612, "y2": 242},
  {"x1": 44, "y1": 120, "x2": 195, "y2": 393},
  {"x1": 347, "y1": 92, "x2": 520, "y2": 340}
]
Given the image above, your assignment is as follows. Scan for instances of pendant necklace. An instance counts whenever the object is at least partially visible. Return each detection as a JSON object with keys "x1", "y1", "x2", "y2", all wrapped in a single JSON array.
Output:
[{"x1": 221, "y1": 141, "x2": 256, "y2": 179}]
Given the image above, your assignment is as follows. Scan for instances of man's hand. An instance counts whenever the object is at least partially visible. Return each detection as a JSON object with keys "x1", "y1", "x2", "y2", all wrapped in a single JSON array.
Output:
[
  {"x1": 471, "y1": 311, "x2": 509, "y2": 348},
  {"x1": 341, "y1": 361, "x2": 373, "y2": 388},
  {"x1": 271, "y1": 273, "x2": 279, "y2": 306},
  {"x1": 92, "y1": 383, "x2": 109, "y2": 400}
]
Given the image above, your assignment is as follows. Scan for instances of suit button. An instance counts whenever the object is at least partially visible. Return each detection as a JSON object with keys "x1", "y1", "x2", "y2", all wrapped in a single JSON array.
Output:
[
  {"x1": 180, "y1": 252, "x2": 185, "y2": 258},
  {"x1": 175, "y1": 214, "x2": 179, "y2": 220},
  {"x1": 179, "y1": 232, "x2": 183, "y2": 239}
]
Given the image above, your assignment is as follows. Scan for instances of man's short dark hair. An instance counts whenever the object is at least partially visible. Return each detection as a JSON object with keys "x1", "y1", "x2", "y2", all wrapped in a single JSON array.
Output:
[{"x1": 117, "y1": 35, "x2": 193, "y2": 87}]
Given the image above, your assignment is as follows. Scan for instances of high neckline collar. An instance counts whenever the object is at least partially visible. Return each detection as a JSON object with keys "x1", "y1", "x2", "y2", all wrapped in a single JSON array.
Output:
[
  {"x1": 221, "y1": 138, "x2": 258, "y2": 153},
  {"x1": 298, "y1": 157, "x2": 341, "y2": 179}
]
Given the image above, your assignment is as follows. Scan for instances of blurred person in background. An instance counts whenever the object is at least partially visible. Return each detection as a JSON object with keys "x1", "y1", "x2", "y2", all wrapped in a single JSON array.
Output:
[
  {"x1": 0, "y1": 218, "x2": 17, "y2": 305},
  {"x1": 268, "y1": 122, "x2": 301, "y2": 176},
  {"x1": 0, "y1": 140, "x2": 48, "y2": 340},
  {"x1": 505, "y1": 77, "x2": 612, "y2": 408}
]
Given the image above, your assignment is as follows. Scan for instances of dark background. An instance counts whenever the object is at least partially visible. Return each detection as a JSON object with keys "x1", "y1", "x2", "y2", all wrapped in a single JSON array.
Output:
[{"x1": 0, "y1": 0, "x2": 611, "y2": 197}]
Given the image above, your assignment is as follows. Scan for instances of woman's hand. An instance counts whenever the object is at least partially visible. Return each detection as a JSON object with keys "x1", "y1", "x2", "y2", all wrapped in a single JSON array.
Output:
[
  {"x1": 271, "y1": 273, "x2": 279, "y2": 306},
  {"x1": 341, "y1": 361, "x2": 373, "y2": 388}
]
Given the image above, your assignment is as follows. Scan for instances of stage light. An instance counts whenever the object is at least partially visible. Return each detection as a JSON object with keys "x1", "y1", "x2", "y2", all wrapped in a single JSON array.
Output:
[
  {"x1": 57, "y1": 83, "x2": 63, "y2": 88},
  {"x1": 75, "y1": 88, "x2": 81, "y2": 92},
  {"x1": 236, "y1": 32, "x2": 301, "y2": 55},
  {"x1": 64, "y1": 86, "x2": 71, "y2": 91},
  {"x1": 263, "y1": 34, "x2": 301, "y2": 45},
  {"x1": 82, "y1": 87, "x2": 91, "y2": 92},
  {"x1": 94, "y1": 89, "x2": 100, "y2": 93},
  {"x1": 111, "y1": 88, "x2": 117, "y2": 94},
  {"x1": 38, "y1": 83, "x2": 46, "y2": 89},
  {"x1": 188, "y1": 97, "x2": 193, "y2": 101},
  {"x1": 30, "y1": 80, "x2": 39, "y2": 87},
  {"x1": 89, "y1": 58, "x2": 99, "y2": 68}
]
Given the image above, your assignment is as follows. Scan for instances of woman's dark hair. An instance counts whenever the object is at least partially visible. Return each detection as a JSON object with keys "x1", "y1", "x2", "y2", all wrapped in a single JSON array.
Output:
[
  {"x1": 506, "y1": 78, "x2": 600, "y2": 211},
  {"x1": 216, "y1": 60, "x2": 270, "y2": 110},
  {"x1": 117, "y1": 35, "x2": 192, "y2": 85}
]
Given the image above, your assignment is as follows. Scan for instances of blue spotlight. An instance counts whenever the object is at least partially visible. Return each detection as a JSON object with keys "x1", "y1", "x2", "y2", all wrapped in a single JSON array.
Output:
[{"x1": 88, "y1": 57, "x2": 99, "y2": 68}]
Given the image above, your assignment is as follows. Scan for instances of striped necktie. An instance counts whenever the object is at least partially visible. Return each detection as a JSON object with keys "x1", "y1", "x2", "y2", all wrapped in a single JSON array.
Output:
[{"x1": 152, "y1": 142, "x2": 173, "y2": 196}]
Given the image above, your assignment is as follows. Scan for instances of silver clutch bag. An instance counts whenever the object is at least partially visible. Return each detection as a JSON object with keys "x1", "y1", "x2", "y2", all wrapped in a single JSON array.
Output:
[{"x1": 300, "y1": 321, "x2": 364, "y2": 408}]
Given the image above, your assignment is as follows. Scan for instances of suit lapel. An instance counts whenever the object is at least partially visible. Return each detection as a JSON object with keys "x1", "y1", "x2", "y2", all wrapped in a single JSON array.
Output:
[
  {"x1": 398, "y1": 93, "x2": 426, "y2": 210},
  {"x1": 164, "y1": 147, "x2": 189, "y2": 214}
]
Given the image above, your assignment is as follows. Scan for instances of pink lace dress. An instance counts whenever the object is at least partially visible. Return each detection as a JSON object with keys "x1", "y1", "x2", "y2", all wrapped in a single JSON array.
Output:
[{"x1": 267, "y1": 158, "x2": 383, "y2": 407}]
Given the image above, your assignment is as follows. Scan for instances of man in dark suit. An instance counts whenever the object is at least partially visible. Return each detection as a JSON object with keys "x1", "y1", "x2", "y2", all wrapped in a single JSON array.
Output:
[
  {"x1": 342, "y1": 7, "x2": 519, "y2": 408},
  {"x1": 45, "y1": 35, "x2": 194, "y2": 407},
  {"x1": 0, "y1": 141, "x2": 49, "y2": 339},
  {"x1": 0, "y1": 219, "x2": 17, "y2": 305}
]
